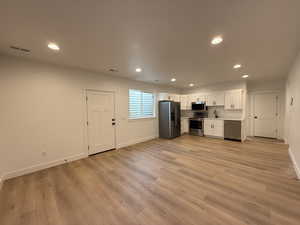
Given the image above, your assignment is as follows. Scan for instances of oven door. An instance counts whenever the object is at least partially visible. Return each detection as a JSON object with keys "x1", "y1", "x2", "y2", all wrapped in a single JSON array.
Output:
[{"x1": 189, "y1": 120, "x2": 204, "y2": 136}]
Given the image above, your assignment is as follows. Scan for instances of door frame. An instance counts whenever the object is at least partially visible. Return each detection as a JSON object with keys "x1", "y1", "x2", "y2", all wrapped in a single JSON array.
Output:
[
  {"x1": 247, "y1": 91, "x2": 280, "y2": 139},
  {"x1": 84, "y1": 89, "x2": 117, "y2": 155}
]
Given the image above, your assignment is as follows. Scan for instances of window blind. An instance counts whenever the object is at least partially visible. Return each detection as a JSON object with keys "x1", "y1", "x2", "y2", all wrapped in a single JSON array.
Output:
[{"x1": 129, "y1": 89, "x2": 155, "y2": 119}]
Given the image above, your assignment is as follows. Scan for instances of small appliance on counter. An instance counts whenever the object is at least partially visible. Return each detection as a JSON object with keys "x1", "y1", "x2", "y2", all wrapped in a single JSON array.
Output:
[{"x1": 159, "y1": 101, "x2": 181, "y2": 139}]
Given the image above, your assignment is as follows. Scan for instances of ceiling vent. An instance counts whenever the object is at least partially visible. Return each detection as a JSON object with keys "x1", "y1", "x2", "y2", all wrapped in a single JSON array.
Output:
[
  {"x1": 10, "y1": 46, "x2": 31, "y2": 55},
  {"x1": 108, "y1": 68, "x2": 118, "y2": 72}
]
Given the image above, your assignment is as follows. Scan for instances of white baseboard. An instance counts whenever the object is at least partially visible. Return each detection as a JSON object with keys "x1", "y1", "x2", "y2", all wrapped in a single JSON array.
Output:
[
  {"x1": 117, "y1": 135, "x2": 157, "y2": 149},
  {"x1": 2, "y1": 136, "x2": 158, "y2": 180},
  {"x1": 3, "y1": 153, "x2": 88, "y2": 180},
  {"x1": 288, "y1": 147, "x2": 300, "y2": 179}
]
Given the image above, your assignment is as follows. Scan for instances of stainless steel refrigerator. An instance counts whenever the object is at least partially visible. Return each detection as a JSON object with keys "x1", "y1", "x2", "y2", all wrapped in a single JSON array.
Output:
[{"x1": 159, "y1": 101, "x2": 181, "y2": 139}]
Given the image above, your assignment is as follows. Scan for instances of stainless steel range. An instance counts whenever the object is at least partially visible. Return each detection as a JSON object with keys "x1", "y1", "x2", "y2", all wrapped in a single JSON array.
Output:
[
  {"x1": 188, "y1": 111, "x2": 208, "y2": 136},
  {"x1": 189, "y1": 117, "x2": 205, "y2": 136}
]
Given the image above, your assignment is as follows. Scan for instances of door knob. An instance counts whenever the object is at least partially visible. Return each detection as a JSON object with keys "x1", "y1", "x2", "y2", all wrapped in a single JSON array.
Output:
[{"x1": 254, "y1": 116, "x2": 258, "y2": 119}]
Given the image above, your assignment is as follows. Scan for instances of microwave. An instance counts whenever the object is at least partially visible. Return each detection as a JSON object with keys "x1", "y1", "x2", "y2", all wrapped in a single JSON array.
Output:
[{"x1": 191, "y1": 101, "x2": 207, "y2": 111}]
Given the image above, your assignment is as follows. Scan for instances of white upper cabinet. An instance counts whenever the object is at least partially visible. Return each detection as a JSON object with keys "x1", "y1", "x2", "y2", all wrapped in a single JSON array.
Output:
[
  {"x1": 189, "y1": 94, "x2": 197, "y2": 102},
  {"x1": 207, "y1": 92, "x2": 225, "y2": 106},
  {"x1": 158, "y1": 93, "x2": 169, "y2": 101},
  {"x1": 190, "y1": 94, "x2": 207, "y2": 103},
  {"x1": 158, "y1": 93, "x2": 180, "y2": 102},
  {"x1": 159, "y1": 89, "x2": 243, "y2": 111},
  {"x1": 170, "y1": 94, "x2": 180, "y2": 102},
  {"x1": 224, "y1": 89, "x2": 243, "y2": 110},
  {"x1": 180, "y1": 95, "x2": 191, "y2": 110}
]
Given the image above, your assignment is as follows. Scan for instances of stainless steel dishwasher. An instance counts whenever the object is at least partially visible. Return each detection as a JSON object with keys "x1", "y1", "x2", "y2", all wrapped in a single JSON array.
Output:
[{"x1": 224, "y1": 120, "x2": 241, "y2": 141}]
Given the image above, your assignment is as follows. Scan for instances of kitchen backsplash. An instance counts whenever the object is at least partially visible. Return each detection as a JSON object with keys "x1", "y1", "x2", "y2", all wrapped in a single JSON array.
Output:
[
  {"x1": 208, "y1": 106, "x2": 243, "y2": 119},
  {"x1": 181, "y1": 106, "x2": 243, "y2": 119}
]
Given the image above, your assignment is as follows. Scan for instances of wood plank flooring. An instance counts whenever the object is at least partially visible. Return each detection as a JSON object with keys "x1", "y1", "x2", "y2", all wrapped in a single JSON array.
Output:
[{"x1": 1, "y1": 135, "x2": 300, "y2": 225}]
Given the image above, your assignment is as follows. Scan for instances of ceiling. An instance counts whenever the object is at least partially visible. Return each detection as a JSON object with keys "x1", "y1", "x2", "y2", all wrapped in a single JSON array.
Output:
[{"x1": 1, "y1": 0, "x2": 300, "y2": 89}]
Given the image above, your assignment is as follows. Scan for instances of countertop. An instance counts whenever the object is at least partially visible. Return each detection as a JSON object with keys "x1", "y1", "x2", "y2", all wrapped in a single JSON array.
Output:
[
  {"x1": 204, "y1": 117, "x2": 244, "y2": 121},
  {"x1": 181, "y1": 117, "x2": 244, "y2": 121}
]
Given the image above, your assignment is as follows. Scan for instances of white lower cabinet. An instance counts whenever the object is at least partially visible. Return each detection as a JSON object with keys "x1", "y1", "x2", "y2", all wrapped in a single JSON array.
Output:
[
  {"x1": 181, "y1": 118, "x2": 189, "y2": 134},
  {"x1": 204, "y1": 119, "x2": 224, "y2": 137},
  {"x1": 207, "y1": 92, "x2": 225, "y2": 106}
]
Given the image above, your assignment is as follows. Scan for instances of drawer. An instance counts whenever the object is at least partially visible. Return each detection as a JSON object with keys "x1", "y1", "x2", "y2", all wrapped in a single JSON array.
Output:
[{"x1": 213, "y1": 120, "x2": 224, "y2": 127}]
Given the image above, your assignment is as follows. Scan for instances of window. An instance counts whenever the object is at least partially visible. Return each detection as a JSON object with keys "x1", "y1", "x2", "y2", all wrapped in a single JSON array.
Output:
[{"x1": 129, "y1": 89, "x2": 155, "y2": 119}]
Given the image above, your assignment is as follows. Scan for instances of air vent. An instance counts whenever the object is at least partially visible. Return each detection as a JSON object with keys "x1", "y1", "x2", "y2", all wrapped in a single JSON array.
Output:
[
  {"x1": 10, "y1": 46, "x2": 31, "y2": 54},
  {"x1": 109, "y1": 68, "x2": 118, "y2": 72}
]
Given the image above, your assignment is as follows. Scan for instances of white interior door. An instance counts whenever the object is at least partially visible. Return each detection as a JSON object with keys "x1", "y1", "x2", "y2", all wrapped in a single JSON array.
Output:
[
  {"x1": 253, "y1": 93, "x2": 278, "y2": 138},
  {"x1": 86, "y1": 90, "x2": 116, "y2": 154}
]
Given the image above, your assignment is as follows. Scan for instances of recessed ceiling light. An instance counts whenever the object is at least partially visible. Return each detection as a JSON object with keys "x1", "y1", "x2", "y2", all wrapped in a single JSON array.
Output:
[
  {"x1": 211, "y1": 36, "x2": 223, "y2": 45},
  {"x1": 48, "y1": 42, "x2": 60, "y2": 51},
  {"x1": 171, "y1": 78, "x2": 176, "y2": 82},
  {"x1": 135, "y1": 68, "x2": 142, "y2": 73},
  {"x1": 189, "y1": 83, "x2": 195, "y2": 87},
  {"x1": 233, "y1": 64, "x2": 242, "y2": 69},
  {"x1": 242, "y1": 74, "x2": 249, "y2": 78}
]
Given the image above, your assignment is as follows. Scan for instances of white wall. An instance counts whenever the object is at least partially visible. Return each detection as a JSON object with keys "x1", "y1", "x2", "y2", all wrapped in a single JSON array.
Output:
[
  {"x1": 0, "y1": 55, "x2": 180, "y2": 179},
  {"x1": 182, "y1": 80, "x2": 247, "y2": 120},
  {"x1": 285, "y1": 52, "x2": 300, "y2": 178},
  {"x1": 246, "y1": 79, "x2": 286, "y2": 139}
]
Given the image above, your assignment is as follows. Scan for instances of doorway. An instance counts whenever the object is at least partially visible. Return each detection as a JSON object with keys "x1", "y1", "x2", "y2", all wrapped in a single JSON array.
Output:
[
  {"x1": 86, "y1": 90, "x2": 116, "y2": 155},
  {"x1": 252, "y1": 92, "x2": 279, "y2": 138}
]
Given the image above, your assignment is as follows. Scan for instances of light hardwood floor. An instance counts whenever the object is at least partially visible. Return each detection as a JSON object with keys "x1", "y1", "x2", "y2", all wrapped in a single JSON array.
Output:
[{"x1": 1, "y1": 135, "x2": 300, "y2": 225}]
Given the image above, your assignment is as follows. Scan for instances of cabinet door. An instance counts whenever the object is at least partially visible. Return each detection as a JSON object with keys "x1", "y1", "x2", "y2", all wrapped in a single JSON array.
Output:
[
  {"x1": 180, "y1": 95, "x2": 187, "y2": 110},
  {"x1": 169, "y1": 94, "x2": 175, "y2": 101},
  {"x1": 213, "y1": 120, "x2": 224, "y2": 137},
  {"x1": 181, "y1": 119, "x2": 184, "y2": 134},
  {"x1": 231, "y1": 90, "x2": 242, "y2": 109},
  {"x1": 184, "y1": 119, "x2": 189, "y2": 133},
  {"x1": 186, "y1": 95, "x2": 192, "y2": 109},
  {"x1": 224, "y1": 92, "x2": 232, "y2": 110},
  {"x1": 181, "y1": 119, "x2": 189, "y2": 134},
  {"x1": 174, "y1": 95, "x2": 180, "y2": 102},
  {"x1": 215, "y1": 92, "x2": 225, "y2": 106},
  {"x1": 197, "y1": 95, "x2": 207, "y2": 103},
  {"x1": 207, "y1": 92, "x2": 224, "y2": 106},
  {"x1": 204, "y1": 120, "x2": 213, "y2": 136},
  {"x1": 206, "y1": 95, "x2": 215, "y2": 106},
  {"x1": 189, "y1": 94, "x2": 197, "y2": 102},
  {"x1": 158, "y1": 93, "x2": 169, "y2": 101},
  {"x1": 225, "y1": 90, "x2": 243, "y2": 110}
]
